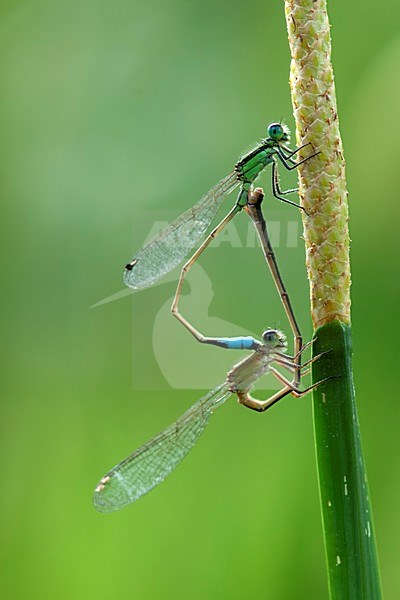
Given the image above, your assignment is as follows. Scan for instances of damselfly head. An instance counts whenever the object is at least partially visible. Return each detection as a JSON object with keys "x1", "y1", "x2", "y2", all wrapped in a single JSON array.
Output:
[
  {"x1": 261, "y1": 328, "x2": 287, "y2": 349},
  {"x1": 267, "y1": 122, "x2": 290, "y2": 143}
]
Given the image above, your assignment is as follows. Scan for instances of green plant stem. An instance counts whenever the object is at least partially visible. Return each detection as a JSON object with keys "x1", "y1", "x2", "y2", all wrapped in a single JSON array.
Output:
[
  {"x1": 312, "y1": 322, "x2": 381, "y2": 598},
  {"x1": 284, "y1": 1, "x2": 382, "y2": 597}
]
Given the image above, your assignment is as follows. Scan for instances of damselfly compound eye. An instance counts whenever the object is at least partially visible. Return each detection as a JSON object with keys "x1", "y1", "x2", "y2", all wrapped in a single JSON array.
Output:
[
  {"x1": 262, "y1": 329, "x2": 278, "y2": 344},
  {"x1": 267, "y1": 123, "x2": 284, "y2": 141}
]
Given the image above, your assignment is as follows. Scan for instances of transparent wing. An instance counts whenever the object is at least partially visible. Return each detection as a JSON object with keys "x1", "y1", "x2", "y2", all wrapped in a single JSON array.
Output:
[
  {"x1": 93, "y1": 384, "x2": 231, "y2": 513},
  {"x1": 124, "y1": 172, "x2": 239, "y2": 290}
]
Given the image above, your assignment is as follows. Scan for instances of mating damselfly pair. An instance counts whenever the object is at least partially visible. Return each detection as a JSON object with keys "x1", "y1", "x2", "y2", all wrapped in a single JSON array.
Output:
[{"x1": 94, "y1": 123, "x2": 325, "y2": 513}]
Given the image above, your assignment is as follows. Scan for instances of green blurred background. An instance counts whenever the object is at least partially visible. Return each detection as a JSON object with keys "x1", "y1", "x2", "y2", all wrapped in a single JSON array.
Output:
[{"x1": 1, "y1": 1, "x2": 399, "y2": 598}]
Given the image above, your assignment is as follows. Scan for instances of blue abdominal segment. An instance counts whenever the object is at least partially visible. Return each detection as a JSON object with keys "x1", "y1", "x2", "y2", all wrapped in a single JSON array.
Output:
[{"x1": 217, "y1": 336, "x2": 258, "y2": 350}]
